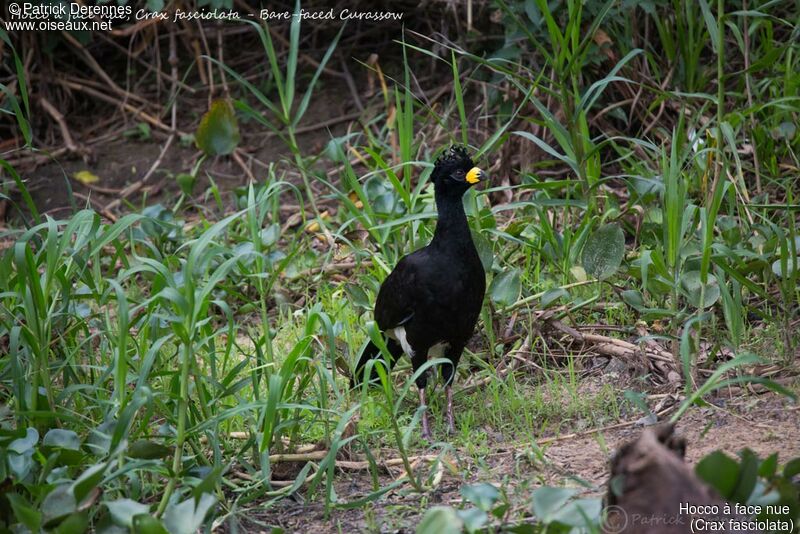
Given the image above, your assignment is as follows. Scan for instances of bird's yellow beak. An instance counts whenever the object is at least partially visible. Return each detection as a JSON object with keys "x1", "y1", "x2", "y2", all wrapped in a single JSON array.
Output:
[{"x1": 466, "y1": 167, "x2": 485, "y2": 184}]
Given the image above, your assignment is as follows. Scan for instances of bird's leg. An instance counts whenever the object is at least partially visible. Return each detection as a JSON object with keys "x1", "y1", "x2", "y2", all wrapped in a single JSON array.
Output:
[
  {"x1": 441, "y1": 348, "x2": 463, "y2": 435},
  {"x1": 411, "y1": 347, "x2": 433, "y2": 440},
  {"x1": 445, "y1": 385, "x2": 455, "y2": 435},
  {"x1": 419, "y1": 387, "x2": 432, "y2": 440}
]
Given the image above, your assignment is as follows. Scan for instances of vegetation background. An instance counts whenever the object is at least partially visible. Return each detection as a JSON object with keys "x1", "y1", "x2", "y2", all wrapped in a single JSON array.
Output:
[{"x1": 0, "y1": 0, "x2": 798, "y2": 531}]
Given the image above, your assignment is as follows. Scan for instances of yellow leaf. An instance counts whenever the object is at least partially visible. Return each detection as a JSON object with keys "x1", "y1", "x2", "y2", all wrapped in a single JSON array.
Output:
[
  {"x1": 305, "y1": 211, "x2": 330, "y2": 233},
  {"x1": 347, "y1": 191, "x2": 364, "y2": 209},
  {"x1": 73, "y1": 170, "x2": 100, "y2": 184}
]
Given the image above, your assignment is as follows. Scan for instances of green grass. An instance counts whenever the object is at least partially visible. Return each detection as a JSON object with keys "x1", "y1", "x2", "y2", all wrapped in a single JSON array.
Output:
[{"x1": 1, "y1": 0, "x2": 799, "y2": 531}]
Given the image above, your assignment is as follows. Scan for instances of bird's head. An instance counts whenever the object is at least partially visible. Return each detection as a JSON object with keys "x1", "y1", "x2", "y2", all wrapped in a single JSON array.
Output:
[{"x1": 431, "y1": 145, "x2": 487, "y2": 195}]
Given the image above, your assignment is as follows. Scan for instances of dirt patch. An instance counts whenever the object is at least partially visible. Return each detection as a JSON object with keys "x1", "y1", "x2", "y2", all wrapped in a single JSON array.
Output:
[
  {"x1": 6, "y1": 79, "x2": 355, "y2": 221},
  {"x1": 543, "y1": 396, "x2": 799, "y2": 489},
  {"x1": 235, "y1": 393, "x2": 799, "y2": 533}
]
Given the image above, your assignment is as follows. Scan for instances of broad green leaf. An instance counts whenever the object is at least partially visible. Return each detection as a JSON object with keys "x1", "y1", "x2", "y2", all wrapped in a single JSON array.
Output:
[
  {"x1": 42, "y1": 485, "x2": 77, "y2": 528},
  {"x1": 7, "y1": 450, "x2": 33, "y2": 480},
  {"x1": 457, "y1": 508, "x2": 488, "y2": 533},
  {"x1": 758, "y1": 453, "x2": 778, "y2": 478},
  {"x1": 461, "y1": 483, "x2": 500, "y2": 511},
  {"x1": 195, "y1": 99, "x2": 240, "y2": 156},
  {"x1": 551, "y1": 497, "x2": 602, "y2": 527},
  {"x1": 72, "y1": 462, "x2": 109, "y2": 504},
  {"x1": 8, "y1": 427, "x2": 38, "y2": 479},
  {"x1": 87, "y1": 419, "x2": 115, "y2": 456},
  {"x1": 133, "y1": 514, "x2": 170, "y2": 534},
  {"x1": 416, "y1": 506, "x2": 463, "y2": 534},
  {"x1": 490, "y1": 268, "x2": 521, "y2": 308},
  {"x1": 163, "y1": 493, "x2": 217, "y2": 534},
  {"x1": 345, "y1": 284, "x2": 371, "y2": 309},
  {"x1": 696, "y1": 451, "x2": 739, "y2": 499},
  {"x1": 621, "y1": 289, "x2": 645, "y2": 310},
  {"x1": 191, "y1": 466, "x2": 224, "y2": 502},
  {"x1": 175, "y1": 173, "x2": 196, "y2": 195},
  {"x1": 9, "y1": 427, "x2": 38, "y2": 454},
  {"x1": 582, "y1": 223, "x2": 625, "y2": 280},
  {"x1": 541, "y1": 287, "x2": 568, "y2": 308},
  {"x1": 106, "y1": 499, "x2": 150, "y2": 528},
  {"x1": 52, "y1": 511, "x2": 89, "y2": 534},
  {"x1": 771, "y1": 257, "x2": 798, "y2": 278},
  {"x1": 6, "y1": 494, "x2": 41, "y2": 532},
  {"x1": 783, "y1": 458, "x2": 800, "y2": 478},
  {"x1": 731, "y1": 449, "x2": 759, "y2": 503},
  {"x1": 472, "y1": 230, "x2": 494, "y2": 271},
  {"x1": 44, "y1": 429, "x2": 80, "y2": 450},
  {"x1": 260, "y1": 223, "x2": 281, "y2": 247},
  {"x1": 680, "y1": 271, "x2": 721, "y2": 308},
  {"x1": 530, "y1": 486, "x2": 579, "y2": 523},
  {"x1": 570, "y1": 265, "x2": 588, "y2": 282}
]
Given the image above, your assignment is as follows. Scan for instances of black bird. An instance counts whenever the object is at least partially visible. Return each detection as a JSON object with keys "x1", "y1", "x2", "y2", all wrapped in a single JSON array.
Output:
[{"x1": 352, "y1": 146, "x2": 487, "y2": 439}]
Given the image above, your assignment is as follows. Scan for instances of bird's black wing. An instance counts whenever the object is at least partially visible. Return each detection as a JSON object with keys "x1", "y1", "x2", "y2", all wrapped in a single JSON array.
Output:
[
  {"x1": 373, "y1": 249, "x2": 429, "y2": 331},
  {"x1": 352, "y1": 251, "x2": 426, "y2": 387}
]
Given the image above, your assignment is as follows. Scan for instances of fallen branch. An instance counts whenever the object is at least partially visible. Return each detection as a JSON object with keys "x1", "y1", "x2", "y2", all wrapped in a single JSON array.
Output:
[
  {"x1": 546, "y1": 319, "x2": 679, "y2": 387},
  {"x1": 38, "y1": 97, "x2": 88, "y2": 160},
  {"x1": 233, "y1": 148, "x2": 257, "y2": 183},
  {"x1": 291, "y1": 260, "x2": 364, "y2": 279},
  {"x1": 4, "y1": 131, "x2": 118, "y2": 169},
  {"x1": 61, "y1": 31, "x2": 147, "y2": 107},
  {"x1": 53, "y1": 78, "x2": 185, "y2": 136},
  {"x1": 72, "y1": 192, "x2": 117, "y2": 222}
]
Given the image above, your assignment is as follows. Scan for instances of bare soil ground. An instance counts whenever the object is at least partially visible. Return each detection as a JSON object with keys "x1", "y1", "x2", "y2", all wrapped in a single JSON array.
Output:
[
  {"x1": 235, "y1": 391, "x2": 799, "y2": 533},
  {"x1": 6, "y1": 79, "x2": 354, "y2": 220}
]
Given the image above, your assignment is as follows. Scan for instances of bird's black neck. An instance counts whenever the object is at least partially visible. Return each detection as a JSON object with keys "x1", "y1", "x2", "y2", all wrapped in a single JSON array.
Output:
[{"x1": 432, "y1": 189, "x2": 472, "y2": 247}]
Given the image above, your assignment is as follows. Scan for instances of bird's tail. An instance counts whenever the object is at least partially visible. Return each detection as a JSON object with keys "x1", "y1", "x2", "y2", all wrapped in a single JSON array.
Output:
[{"x1": 351, "y1": 338, "x2": 404, "y2": 388}]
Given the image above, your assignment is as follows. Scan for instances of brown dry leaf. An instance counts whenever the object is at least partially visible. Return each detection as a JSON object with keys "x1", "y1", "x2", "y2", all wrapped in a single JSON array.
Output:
[
  {"x1": 594, "y1": 28, "x2": 613, "y2": 46},
  {"x1": 343, "y1": 229, "x2": 370, "y2": 245},
  {"x1": 593, "y1": 29, "x2": 616, "y2": 61}
]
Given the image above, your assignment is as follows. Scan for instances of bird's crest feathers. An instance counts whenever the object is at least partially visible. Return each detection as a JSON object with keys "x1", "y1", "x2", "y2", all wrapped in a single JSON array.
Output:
[{"x1": 435, "y1": 145, "x2": 471, "y2": 168}]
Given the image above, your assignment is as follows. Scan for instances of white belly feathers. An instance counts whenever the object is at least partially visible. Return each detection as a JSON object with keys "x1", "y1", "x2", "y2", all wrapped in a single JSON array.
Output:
[{"x1": 388, "y1": 326, "x2": 449, "y2": 359}]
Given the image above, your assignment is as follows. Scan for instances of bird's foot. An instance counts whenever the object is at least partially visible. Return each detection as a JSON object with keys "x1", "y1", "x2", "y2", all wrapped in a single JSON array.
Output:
[
  {"x1": 421, "y1": 409, "x2": 433, "y2": 441},
  {"x1": 420, "y1": 388, "x2": 433, "y2": 441},
  {"x1": 422, "y1": 422, "x2": 433, "y2": 442},
  {"x1": 445, "y1": 413, "x2": 456, "y2": 435},
  {"x1": 445, "y1": 385, "x2": 456, "y2": 435}
]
